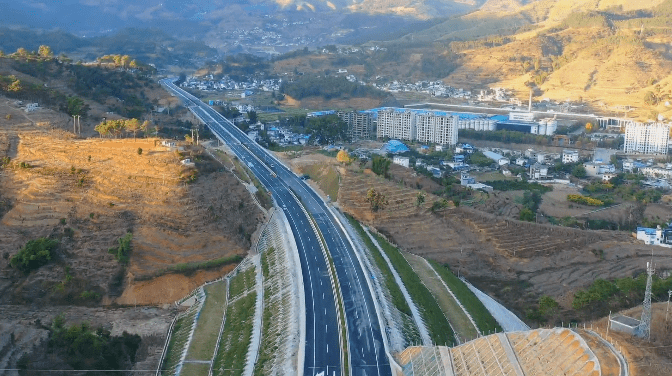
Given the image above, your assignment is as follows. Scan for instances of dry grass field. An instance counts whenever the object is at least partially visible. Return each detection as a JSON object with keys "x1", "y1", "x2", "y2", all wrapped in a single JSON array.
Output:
[{"x1": 0, "y1": 128, "x2": 263, "y2": 306}]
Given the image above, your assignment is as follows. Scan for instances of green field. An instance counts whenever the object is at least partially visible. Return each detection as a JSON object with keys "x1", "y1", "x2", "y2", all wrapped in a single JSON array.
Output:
[
  {"x1": 212, "y1": 292, "x2": 257, "y2": 376},
  {"x1": 428, "y1": 260, "x2": 501, "y2": 334},
  {"x1": 186, "y1": 280, "x2": 228, "y2": 361},
  {"x1": 229, "y1": 267, "x2": 256, "y2": 299},
  {"x1": 180, "y1": 362, "x2": 211, "y2": 375}
]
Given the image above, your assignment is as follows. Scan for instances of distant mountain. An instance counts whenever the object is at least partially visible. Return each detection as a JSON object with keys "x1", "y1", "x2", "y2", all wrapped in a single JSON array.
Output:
[{"x1": 0, "y1": 0, "x2": 482, "y2": 34}]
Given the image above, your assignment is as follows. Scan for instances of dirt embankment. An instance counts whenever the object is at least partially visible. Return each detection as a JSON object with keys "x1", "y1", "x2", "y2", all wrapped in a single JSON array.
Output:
[{"x1": 0, "y1": 131, "x2": 264, "y2": 307}]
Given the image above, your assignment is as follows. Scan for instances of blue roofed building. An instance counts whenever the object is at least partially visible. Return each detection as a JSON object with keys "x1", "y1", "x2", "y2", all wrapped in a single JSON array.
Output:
[
  {"x1": 382, "y1": 140, "x2": 410, "y2": 154},
  {"x1": 636, "y1": 225, "x2": 672, "y2": 248}
]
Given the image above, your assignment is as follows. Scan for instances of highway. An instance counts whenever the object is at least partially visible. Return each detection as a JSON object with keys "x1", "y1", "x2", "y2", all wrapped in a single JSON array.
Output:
[{"x1": 161, "y1": 79, "x2": 391, "y2": 376}]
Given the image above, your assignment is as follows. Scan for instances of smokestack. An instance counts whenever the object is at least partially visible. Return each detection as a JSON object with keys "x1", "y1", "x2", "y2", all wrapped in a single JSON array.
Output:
[{"x1": 528, "y1": 89, "x2": 532, "y2": 113}]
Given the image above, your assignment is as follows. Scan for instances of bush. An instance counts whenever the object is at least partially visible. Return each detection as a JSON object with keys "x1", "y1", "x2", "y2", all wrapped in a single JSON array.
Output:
[
  {"x1": 48, "y1": 315, "x2": 141, "y2": 371},
  {"x1": 108, "y1": 232, "x2": 132, "y2": 263},
  {"x1": 10, "y1": 238, "x2": 58, "y2": 273},
  {"x1": 567, "y1": 194, "x2": 604, "y2": 206},
  {"x1": 519, "y1": 208, "x2": 535, "y2": 222}
]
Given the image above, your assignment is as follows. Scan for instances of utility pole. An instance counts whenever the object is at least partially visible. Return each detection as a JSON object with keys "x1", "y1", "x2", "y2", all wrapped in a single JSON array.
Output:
[{"x1": 666, "y1": 290, "x2": 671, "y2": 323}]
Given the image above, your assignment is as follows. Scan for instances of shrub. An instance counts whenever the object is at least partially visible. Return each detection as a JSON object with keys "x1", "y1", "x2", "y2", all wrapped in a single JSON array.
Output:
[
  {"x1": 49, "y1": 315, "x2": 141, "y2": 371},
  {"x1": 137, "y1": 147, "x2": 142, "y2": 155},
  {"x1": 567, "y1": 194, "x2": 604, "y2": 206},
  {"x1": 108, "y1": 232, "x2": 132, "y2": 263},
  {"x1": 10, "y1": 238, "x2": 58, "y2": 273},
  {"x1": 484, "y1": 180, "x2": 552, "y2": 193}
]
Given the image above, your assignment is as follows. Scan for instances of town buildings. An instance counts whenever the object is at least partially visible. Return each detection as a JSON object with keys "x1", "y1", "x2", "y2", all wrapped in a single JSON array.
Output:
[{"x1": 624, "y1": 122, "x2": 671, "y2": 155}]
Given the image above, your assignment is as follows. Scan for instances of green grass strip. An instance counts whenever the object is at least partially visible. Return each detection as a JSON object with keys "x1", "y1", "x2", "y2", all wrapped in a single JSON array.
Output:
[
  {"x1": 370, "y1": 232, "x2": 456, "y2": 346},
  {"x1": 427, "y1": 260, "x2": 502, "y2": 334},
  {"x1": 212, "y1": 292, "x2": 256, "y2": 376},
  {"x1": 345, "y1": 214, "x2": 412, "y2": 316}
]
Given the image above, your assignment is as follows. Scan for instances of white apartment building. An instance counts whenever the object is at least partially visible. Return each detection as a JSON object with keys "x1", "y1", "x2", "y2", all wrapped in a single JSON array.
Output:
[
  {"x1": 377, "y1": 109, "x2": 416, "y2": 141},
  {"x1": 562, "y1": 150, "x2": 579, "y2": 164},
  {"x1": 416, "y1": 113, "x2": 459, "y2": 145},
  {"x1": 624, "y1": 122, "x2": 670, "y2": 155},
  {"x1": 337, "y1": 111, "x2": 374, "y2": 140}
]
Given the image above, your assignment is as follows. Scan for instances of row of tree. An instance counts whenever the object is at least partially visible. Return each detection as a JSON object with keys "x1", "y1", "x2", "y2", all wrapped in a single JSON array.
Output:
[
  {"x1": 94, "y1": 119, "x2": 151, "y2": 138},
  {"x1": 97, "y1": 54, "x2": 140, "y2": 70}
]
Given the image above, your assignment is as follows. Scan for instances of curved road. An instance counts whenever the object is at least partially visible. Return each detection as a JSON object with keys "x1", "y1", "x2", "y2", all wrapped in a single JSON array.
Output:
[{"x1": 162, "y1": 79, "x2": 391, "y2": 376}]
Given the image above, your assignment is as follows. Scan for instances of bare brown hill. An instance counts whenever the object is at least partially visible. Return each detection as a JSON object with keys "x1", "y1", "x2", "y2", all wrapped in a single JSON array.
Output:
[{"x1": 0, "y1": 131, "x2": 263, "y2": 306}]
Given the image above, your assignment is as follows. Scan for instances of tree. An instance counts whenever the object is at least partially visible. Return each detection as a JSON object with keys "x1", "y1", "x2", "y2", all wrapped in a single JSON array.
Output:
[
  {"x1": 585, "y1": 122, "x2": 593, "y2": 132},
  {"x1": 571, "y1": 164, "x2": 587, "y2": 178},
  {"x1": 14, "y1": 48, "x2": 28, "y2": 57},
  {"x1": 129, "y1": 60, "x2": 138, "y2": 69},
  {"x1": 366, "y1": 188, "x2": 388, "y2": 212},
  {"x1": 337, "y1": 150, "x2": 352, "y2": 164},
  {"x1": 306, "y1": 115, "x2": 348, "y2": 145},
  {"x1": 120, "y1": 55, "x2": 131, "y2": 69},
  {"x1": 109, "y1": 120, "x2": 125, "y2": 138},
  {"x1": 247, "y1": 110, "x2": 257, "y2": 124},
  {"x1": 137, "y1": 148, "x2": 143, "y2": 155},
  {"x1": 94, "y1": 121, "x2": 110, "y2": 137},
  {"x1": 416, "y1": 192, "x2": 426, "y2": 207},
  {"x1": 7, "y1": 80, "x2": 22, "y2": 92},
  {"x1": 65, "y1": 96, "x2": 88, "y2": 117},
  {"x1": 538, "y1": 295, "x2": 560, "y2": 317},
  {"x1": 371, "y1": 156, "x2": 391, "y2": 178},
  {"x1": 141, "y1": 120, "x2": 151, "y2": 136},
  {"x1": 38, "y1": 45, "x2": 53, "y2": 58},
  {"x1": 125, "y1": 118, "x2": 141, "y2": 139},
  {"x1": 10, "y1": 238, "x2": 58, "y2": 273}
]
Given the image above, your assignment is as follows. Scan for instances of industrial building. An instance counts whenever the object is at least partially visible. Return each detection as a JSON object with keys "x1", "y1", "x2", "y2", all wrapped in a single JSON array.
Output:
[{"x1": 623, "y1": 122, "x2": 671, "y2": 155}]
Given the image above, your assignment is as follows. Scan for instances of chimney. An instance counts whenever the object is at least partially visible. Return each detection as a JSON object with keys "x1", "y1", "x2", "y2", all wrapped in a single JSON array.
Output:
[{"x1": 528, "y1": 89, "x2": 532, "y2": 113}]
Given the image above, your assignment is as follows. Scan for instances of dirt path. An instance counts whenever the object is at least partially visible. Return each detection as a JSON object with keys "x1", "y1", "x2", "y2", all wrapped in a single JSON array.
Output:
[{"x1": 402, "y1": 251, "x2": 479, "y2": 343}]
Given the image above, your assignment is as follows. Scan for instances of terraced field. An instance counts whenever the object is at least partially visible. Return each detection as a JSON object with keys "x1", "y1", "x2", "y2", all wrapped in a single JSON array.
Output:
[{"x1": 336, "y1": 165, "x2": 671, "y2": 308}]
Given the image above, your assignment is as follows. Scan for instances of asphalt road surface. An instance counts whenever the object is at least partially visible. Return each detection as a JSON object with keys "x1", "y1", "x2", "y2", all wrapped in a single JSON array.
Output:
[{"x1": 161, "y1": 79, "x2": 391, "y2": 376}]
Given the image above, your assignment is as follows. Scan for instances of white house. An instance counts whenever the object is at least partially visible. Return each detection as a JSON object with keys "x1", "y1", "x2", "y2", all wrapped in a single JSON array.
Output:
[
  {"x1": 392, "y1": 156, "x2": 410, "y2": 168},
  {"x1": 529, "y1": 163, "x2": 549, "y2": 179},
  {"x1": 584, "y1": 162, "x2": 616, "y2": 177},
  {"x1": 636, "y1": 226, "x2": 672, "y2": 248}
]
